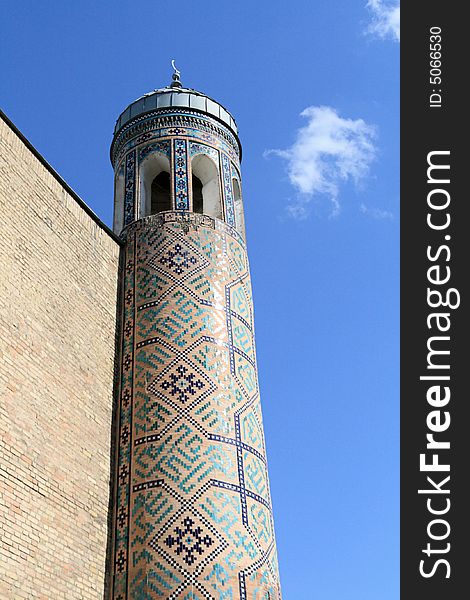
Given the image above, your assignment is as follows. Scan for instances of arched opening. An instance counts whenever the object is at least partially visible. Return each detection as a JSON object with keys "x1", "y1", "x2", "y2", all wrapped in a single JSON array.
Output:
[
  {"x1": 151, "y1": 171, "x2": 171, "y2": 214},
  {"x1": 139, "y1": 152, "x2": 171, "y2": 218},
  {"x1": 191, "y1": 154, "x2": 222, "y2": 219},
  {"x1": 192, "y1": 175, "x2": 204, "y2": 214},
  {"x1": 232, "y1": 177, "x2": 245, "y2": 237}
]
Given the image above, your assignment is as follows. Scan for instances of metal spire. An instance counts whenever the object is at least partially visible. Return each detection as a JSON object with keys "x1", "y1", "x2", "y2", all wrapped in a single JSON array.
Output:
[{"x1": 170, "y1": 60, "x2": 182, "y2": 88}]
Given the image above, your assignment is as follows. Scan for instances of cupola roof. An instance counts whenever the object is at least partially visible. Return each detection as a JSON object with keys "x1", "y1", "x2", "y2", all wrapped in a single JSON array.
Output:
[{"x1": 113, "y1": 64, "x2": 238, "y2": 140}]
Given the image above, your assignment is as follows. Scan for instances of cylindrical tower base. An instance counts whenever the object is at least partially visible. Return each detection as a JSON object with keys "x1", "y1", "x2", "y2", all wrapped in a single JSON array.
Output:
[{"x1": 111, "y1": 212, "x2": 281, "y2": 599}]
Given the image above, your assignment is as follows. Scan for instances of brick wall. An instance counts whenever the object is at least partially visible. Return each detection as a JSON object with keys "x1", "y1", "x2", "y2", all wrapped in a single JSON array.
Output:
[{"x1": 0, "y1": 114, "x2": 120, "y2": 598}]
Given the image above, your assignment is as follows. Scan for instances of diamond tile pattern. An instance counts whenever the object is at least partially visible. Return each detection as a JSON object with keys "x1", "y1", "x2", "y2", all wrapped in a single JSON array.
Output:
[{"x1": 112, "y1": 212, "x2": 281, "y2": 599}]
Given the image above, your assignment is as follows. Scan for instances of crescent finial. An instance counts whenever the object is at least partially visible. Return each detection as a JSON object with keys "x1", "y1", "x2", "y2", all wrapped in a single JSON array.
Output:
[
  {"x1": 170, "y1": 60, "x2": 182, "y2": 88},
  {"x1": 171, "y1": 59, "x2": 181, "y2": 78}
]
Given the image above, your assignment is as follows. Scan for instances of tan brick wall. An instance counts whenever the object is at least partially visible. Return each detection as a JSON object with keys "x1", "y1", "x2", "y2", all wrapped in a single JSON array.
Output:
[{"x1": 0, "y1": 116, "x2": 120, "y2": 598}]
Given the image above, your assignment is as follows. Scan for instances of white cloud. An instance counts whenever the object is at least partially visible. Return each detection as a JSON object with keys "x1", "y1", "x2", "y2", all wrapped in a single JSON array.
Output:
[
  {"x1": 265, "y1": 106, "x2": 376, "y2": 218},
  {"x1": 366, "y1": 0, "x2": 400, "y2": 42},
  {"x1": 360, "y1": 203, "x2": 394, "y2": 220}
]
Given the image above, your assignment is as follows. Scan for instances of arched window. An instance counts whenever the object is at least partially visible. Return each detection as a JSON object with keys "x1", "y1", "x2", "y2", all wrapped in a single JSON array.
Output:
[
  {"x1": 151, "y1": 171, "x2": 171, "y2": 214},
  {"x1": 232, "y1": 177, "x2": 245, "y2": 237},
  {"x1": 192, "y1": 175, "x2": 204, "y2": 214},
  {"x1": 191, "y1": 155, "x2": 222, "y2": 219},
  {"x1": 139, "y1": 152, "x2": 171, "y2": 218}
]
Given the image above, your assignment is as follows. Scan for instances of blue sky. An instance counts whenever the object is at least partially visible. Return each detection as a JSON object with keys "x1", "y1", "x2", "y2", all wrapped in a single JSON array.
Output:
[{"x1": 1, "y1": 1, "x2": 399, "y2": 597}]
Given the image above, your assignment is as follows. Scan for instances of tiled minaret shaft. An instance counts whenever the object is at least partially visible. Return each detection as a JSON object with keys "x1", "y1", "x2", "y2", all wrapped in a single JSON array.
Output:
[{"x1": 109, "y1": 72, "x2": 282, "y2": 599}]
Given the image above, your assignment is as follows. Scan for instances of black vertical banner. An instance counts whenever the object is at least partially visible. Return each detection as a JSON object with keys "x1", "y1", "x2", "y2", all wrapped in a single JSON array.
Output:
[{"x1": 401, "y1": 5, "x2": 468, "y2": 599}]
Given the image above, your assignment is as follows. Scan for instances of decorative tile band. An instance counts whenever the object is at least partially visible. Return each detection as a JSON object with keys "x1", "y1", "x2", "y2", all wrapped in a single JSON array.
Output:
[
  {"x1": 124, "y1": 150, "x2": 136, "y2": 227},
  {"x1": 221, "y1": 153, "x2": 235, "y2": 227},
  {"x1": 139, "y1": 139, "x2": 171, "y2": 162},
  {"x1": 173, "y1": 139, "x2": 189, "y2": 210},
  {"x1": 189, "y1": 141, "x2": 219, "y2": 163},
  {"x1": 115, "y1": 126, "x2": 239, "y2": 182},
  {"x1": 112, "y1": 110, "x2": 240, "y2": 168},
  {"x1": 110, "y1": 215, "x2": 281, "y2": 598},
  {"x1": 122, "y1": 211, "x2": 246, "y2": 249},
  {"x1": 112, "y1": 231, "x2": 136, "y2": 597}
]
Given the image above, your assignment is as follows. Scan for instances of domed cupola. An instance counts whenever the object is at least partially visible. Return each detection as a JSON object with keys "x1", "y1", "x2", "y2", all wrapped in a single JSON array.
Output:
[{"x1": 111, "y1": 64, "x2": 244, "y2": 237}]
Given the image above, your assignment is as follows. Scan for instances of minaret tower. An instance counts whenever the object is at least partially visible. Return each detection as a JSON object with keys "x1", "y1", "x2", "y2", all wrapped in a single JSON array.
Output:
[{"x1": 109, "y1": 65, "x2": 282, "y2": 599}]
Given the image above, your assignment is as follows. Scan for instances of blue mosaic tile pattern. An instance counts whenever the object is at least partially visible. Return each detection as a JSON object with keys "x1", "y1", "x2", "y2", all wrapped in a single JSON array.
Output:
[
  {"x1": 112, "y1": 111, "x2": 240, "y2": 168},
  {"x1": 139, "y1": 140, "x2": 171, "y2": 162},
  {"x1": 173, "y1": 140, "x2": 190, "y2": 211},
  {"x1": 124, "y1": 150, "x2": 136, "y2": 226},
  {"x1": 113, "y1": 232, "x2": 136, "y2": 597},
  {"x1": 111, "y1": 213, "x2": 281, "y2": 599},
  {"x1": 189, "y1": 142, "x2": 219, "y2": 163},
  {"x1": 221, "y1": 153, "x2": 235, "y2": 227}
]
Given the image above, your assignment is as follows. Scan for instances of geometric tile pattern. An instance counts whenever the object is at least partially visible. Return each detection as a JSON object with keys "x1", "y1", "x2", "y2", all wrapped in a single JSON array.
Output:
[
  {"x1": 173, "y1": 139, "x2": 190, "y2": 211},
  {"x1": 111, "y1": 212, "x2": 281, "y2": 598},
  {"x1": 189, "y1": 142, "x2": 219, "y2": 163},
  {"x1": 115, "y1": 113, "x2": 243, "y2": 229},
  {"x1": 139, "y1": 140, "x2": 171, "y2": 162},
  {"x1": 221, "y1": 153, "x2": 235, "y2": 227},
  {"x1": 124, "y1": 149, "x2": 136, "y2": 226},
  {"x1": 112, "y1": 111, "x2": 240, "y2": 171}
]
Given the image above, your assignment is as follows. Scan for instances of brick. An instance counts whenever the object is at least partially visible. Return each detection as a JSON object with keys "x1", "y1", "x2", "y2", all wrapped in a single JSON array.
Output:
[{"x1": 0, "y1": 115, "x2": 120, "y2": 598}]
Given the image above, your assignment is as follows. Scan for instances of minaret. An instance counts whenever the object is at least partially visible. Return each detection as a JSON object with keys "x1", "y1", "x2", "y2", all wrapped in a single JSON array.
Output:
[{"x1": 109, "y1": 65, "x2": 282, "y2": 599}]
